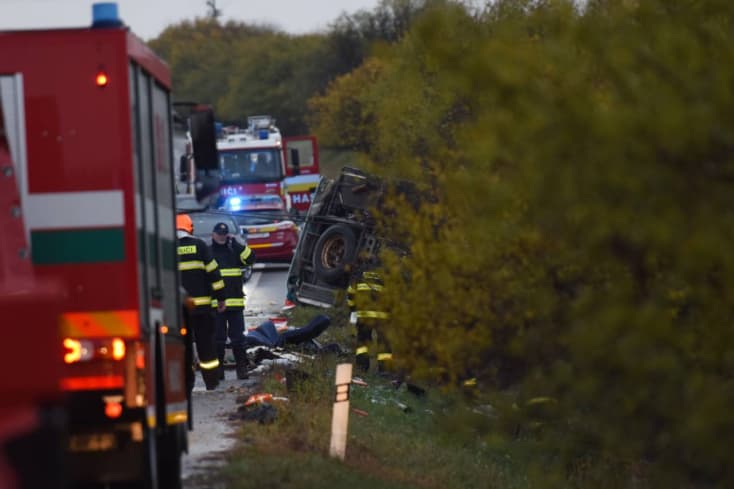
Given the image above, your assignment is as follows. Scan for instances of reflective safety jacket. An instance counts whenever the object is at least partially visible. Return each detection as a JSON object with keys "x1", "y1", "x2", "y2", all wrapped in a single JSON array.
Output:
[
  {"x1": 346, "y1": 271, "x2": 389, "y2": 324},
  {"x1": 177, "y1": 231, "x2": 226, "y2": 313},
  {"x1": 210, "y1": 238, "x2": 256, "y2": 310}
]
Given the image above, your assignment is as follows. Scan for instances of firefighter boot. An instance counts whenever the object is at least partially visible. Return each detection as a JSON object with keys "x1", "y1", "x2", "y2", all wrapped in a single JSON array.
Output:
[
  {"x1": 377, "y1": 352, "x2": 394, "y2": 375},
  {"x1": 201, "y1": 367, "x2": 220, "y2": 391},
  {"x1": 232, "y1": 345, "x2": 250, "y2": 380},
  {"x1": 217, "y1": 344, "x2": 226, "y2": 380},
  {"x1": 355, "y1": 351, "x2": 370, "y2": 373}
]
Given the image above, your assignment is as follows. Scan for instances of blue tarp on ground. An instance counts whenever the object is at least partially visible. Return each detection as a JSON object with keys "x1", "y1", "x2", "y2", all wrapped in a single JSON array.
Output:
[{"x1": 245, "y1": 314, "x2": 331, "y2": 348}]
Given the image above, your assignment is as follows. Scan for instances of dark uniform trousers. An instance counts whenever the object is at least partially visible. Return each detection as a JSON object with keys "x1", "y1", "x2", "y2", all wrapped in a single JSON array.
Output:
[
  {"x1": 178, "y1": 233, "x2": 226, "y2": 390},
  {"x1": 347, "y1": 273, "x2": 392, "y2": 373},
  {"x1": 210, "y1": 238, "x2": 255, "y2": 379}
]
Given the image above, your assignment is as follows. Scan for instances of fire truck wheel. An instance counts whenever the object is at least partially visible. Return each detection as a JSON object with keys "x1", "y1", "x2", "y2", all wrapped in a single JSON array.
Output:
[
  {"x1": 157, "y1": 426, "x2": 184, "y2": 489},
  {"x1": 313, "y1": 223, "x2": 357, "y2": 285}
]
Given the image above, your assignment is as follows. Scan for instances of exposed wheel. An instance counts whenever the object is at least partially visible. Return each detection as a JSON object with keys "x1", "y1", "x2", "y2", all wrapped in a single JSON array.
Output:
[{"x1": 312, "y1": 224, "x2": 357, "y2": 285}]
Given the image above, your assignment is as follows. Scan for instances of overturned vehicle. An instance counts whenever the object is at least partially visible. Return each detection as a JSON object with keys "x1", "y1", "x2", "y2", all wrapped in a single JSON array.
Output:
[{"x1": 286, "y1": 166, "x2": 416, "y2": 308}]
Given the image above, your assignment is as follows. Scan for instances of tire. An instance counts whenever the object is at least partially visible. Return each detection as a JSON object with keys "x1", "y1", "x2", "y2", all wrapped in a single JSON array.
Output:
[
  {"x1": 312, "y1": 224, "x2": 357, "y2": 285},
  {"x1": 157, "y1": 425, "x2": 183, "y2": 489},
  {"x1": 242, "y1": 265, "x2": 253, "y2": 283}
]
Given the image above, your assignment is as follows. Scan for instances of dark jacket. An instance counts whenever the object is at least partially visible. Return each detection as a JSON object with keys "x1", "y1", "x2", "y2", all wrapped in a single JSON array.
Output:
[
  {"x1": 210, "y1": 238, "x2": 255, "y2": 309},
  {"x1": 177, "y1": 232, "x2": 226, "y2": 314}
]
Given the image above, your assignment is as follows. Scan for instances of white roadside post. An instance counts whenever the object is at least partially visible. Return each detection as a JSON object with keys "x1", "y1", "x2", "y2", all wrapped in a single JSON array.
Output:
[{"x1": 329, "y1": 363, "x2": 353, "y2": 460}]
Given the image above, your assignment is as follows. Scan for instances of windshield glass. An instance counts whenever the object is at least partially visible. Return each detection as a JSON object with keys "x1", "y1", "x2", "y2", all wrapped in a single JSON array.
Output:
[
  {"x1": 191, "y1": 214, "x2": 238, "y2": 237},
  {"x1": 220, "y1": 149, "x2": 283, "y2": 183},
  {"x1": 234, "y1": 209, "x2": 290, "y2": 226}
]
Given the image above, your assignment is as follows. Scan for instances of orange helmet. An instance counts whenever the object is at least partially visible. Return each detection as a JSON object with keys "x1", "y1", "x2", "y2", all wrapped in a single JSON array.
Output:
[{"x1": 176, "y1": 214, "x2": 193, "y2": 233}]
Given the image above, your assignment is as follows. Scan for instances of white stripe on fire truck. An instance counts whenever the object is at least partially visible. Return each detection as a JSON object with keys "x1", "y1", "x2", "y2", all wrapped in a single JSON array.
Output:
[{"x1": 25, "y1": 191, "x2": 124, "y2": 229}]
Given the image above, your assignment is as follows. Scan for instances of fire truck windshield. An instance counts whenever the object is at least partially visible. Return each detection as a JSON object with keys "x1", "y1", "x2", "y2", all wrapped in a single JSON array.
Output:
[{"x1": 219, "y1": 148, "x2": 283, "y2": 183}]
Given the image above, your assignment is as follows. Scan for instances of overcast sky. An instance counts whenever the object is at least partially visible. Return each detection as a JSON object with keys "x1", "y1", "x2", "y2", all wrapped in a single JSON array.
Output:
[{"x1": 0, "y1": 0, "x2": 382, "y2": 40}]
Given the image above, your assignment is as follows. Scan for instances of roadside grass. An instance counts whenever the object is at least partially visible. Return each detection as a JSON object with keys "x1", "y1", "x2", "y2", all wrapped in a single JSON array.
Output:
[
  {"x1": 225, "y1": 306, "x2": 651, "y2": 489},
  {"x1": 221, "y1": 366, "x2": 523, "y2": 489},
  {"x1": 220, "y1": 306, "x2": 530, "y2": 489}
]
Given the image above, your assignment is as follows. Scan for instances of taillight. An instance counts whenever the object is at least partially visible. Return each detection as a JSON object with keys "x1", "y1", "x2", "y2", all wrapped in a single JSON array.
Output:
[
  {"x1": 63, "y1": 338, "x2": 126, "y2": 364},
  {"x1": 103, "y1": 395, "x2": 124, "y2": 419},
  {"x1": 63, "y1": 338, "x2": 83, "y2": 364},
  {"x1": 104, "y1": 400, "x2": 123, "y2": 419},
  {"x1": 112, "y1": 338, "x2": 126, "y2": 360}
]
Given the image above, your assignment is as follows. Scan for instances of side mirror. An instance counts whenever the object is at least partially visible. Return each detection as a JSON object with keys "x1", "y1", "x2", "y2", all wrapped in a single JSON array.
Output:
[
  {"x1": 188, "y1": 106, "x2": 220, "y2": 203},
  {"x1": 289, "y1": 148, "x2": 301, "y2": 176},
  {"x1": 179, "y1": 155, "x2": 189, "y2": 182},
  {"x1": 194, "y1": 169, "x2": 219, "y2": 203},
  {"x1": 190, "y1": 109, "x2": 218, "y2": 171}
]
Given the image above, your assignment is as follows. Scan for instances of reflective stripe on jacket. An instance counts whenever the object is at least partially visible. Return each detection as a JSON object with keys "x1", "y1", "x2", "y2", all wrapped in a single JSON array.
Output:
[
  {"x1": 346, "y1": 272, "x2": 389, "y2": 323},
  {"x1": 210, "y1": 238, "x2": 256, "y2": 310},
  {"x1": 177, "y1": 233, "x2": 226, "y2": 313}
]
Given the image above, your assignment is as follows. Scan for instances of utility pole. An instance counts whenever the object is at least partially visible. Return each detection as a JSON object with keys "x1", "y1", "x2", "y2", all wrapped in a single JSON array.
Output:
[{"x1": 205, "y1": 0, "x2": 222, "y2": 20}]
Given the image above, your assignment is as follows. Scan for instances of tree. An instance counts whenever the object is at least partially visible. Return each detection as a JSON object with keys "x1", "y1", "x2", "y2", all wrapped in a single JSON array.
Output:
[{"x1": 313, "y1": 0, "x2": 734, "y2": 485}]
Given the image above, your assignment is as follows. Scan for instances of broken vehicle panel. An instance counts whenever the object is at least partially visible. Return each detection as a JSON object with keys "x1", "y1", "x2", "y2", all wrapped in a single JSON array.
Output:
[{"x1": 286, "y1": 166, "x2": 415, "y2": 308}]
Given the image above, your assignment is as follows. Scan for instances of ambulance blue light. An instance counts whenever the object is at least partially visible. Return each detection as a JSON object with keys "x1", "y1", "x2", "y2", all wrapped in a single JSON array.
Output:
[
  {"x1": 228, "y1": 196, "x2": 242, "y2": 211},
  {"x1": 92, "y1": 3, "x2": 123, "y2": 28},
  {"x1": 258, "y1": 129, "x2": 269, "y2": 140}
]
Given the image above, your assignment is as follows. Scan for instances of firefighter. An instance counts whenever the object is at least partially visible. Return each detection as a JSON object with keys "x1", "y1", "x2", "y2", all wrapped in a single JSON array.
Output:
[
  {"x1": 176, "y1": 214, "x2": 227, "y2": 391},
  {"x1": 346, "y1": 271, "x2": 393, "y2": 373},
  {"x1": 209, "y1": 222, "x2": 256, "y2": 380}
]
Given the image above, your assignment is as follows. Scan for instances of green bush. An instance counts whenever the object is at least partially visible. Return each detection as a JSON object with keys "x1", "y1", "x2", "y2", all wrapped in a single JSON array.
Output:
[{"x1": 311, "y1": 0, "x2": 734, "y2": 486}]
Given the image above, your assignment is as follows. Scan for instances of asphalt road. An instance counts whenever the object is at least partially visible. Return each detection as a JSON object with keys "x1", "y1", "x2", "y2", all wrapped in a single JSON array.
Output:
[{"x1": 182, "y1": 266, "x2": 290, "y2": 487}]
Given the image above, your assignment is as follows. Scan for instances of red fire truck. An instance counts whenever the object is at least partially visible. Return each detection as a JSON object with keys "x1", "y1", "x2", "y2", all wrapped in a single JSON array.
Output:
[
  {"x1": 217, "y1": 115, "x2": 320, "y2": 214},
  {"x1": 0, "y1": 4, "x2": 219, "y2": 487}
]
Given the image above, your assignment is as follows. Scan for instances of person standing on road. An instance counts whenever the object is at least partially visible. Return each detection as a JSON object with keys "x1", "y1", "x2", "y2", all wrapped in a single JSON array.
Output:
[
  {"x1": 210, "y1": 222, "x2": 256, "y2": 380},
  {"x1": 177, "y1": 214, "x2": 227, "y2": 391}
]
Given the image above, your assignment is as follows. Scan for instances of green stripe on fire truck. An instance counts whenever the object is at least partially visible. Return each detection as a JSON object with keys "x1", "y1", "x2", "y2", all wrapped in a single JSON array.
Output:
[{"x1": 31, "y1": 228, "x2": 125, "y2": 264}]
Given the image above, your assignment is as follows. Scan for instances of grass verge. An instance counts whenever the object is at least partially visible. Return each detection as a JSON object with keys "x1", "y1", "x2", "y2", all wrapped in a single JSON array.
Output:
[{"x1": 218, "y1": 306, "x2": 529, "y2": 489}]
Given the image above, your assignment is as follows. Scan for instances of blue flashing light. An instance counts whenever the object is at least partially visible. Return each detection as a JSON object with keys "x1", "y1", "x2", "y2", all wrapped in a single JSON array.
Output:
[
  {"x1": 92, "y1": 3, "x2": 124, "y2": 28},
  {"x1": 228, "y1": 196, "x2": 242, "y2": 211},
  {"x1": 215, "y1": 121, "x2": 223, "y2": 137},
  {"x1": 258, "y1": 129, "x2": 269, "y2": 140}
]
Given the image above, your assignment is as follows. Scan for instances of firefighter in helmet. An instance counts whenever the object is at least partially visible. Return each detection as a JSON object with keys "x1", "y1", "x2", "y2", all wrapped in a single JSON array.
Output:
[
  {"x1": 176, "y1": 214, "x2": 226, "y2": 390},
  {"x1": 209, "y1": 222, "x2": 255, "y2": 380}
]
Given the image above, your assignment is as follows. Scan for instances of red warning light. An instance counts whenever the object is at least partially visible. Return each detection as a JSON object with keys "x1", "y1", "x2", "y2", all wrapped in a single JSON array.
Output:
[
  {"x1": 104, "y1": 401, "x2": 123, "y2": 419},
  {"x1": 96, "y1": 72, "x2": 109, "y2": 87}
]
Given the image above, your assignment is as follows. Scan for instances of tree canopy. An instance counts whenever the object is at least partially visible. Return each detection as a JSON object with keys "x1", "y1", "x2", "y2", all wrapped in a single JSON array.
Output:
[
  {"x1": 311, "y1": 0, "x2": 734, "y2": 486},
  {"x1": 148, "y1": 0, "x2": 434, "y2": 135}
]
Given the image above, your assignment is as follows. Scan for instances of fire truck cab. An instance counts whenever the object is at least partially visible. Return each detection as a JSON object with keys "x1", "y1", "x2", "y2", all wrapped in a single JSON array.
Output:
[{"x1": 217, "y1": 115, "x2": 320, "y2": 214}]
